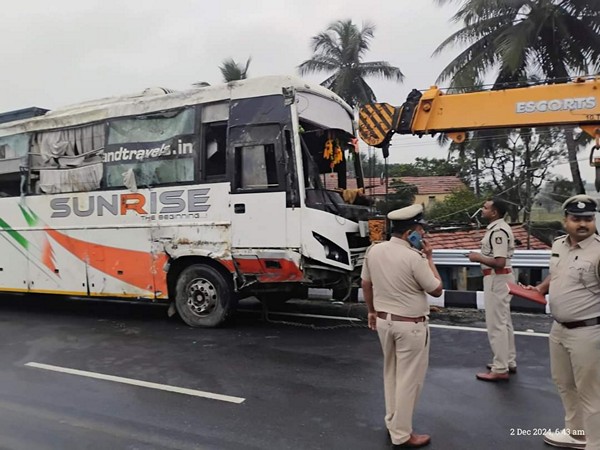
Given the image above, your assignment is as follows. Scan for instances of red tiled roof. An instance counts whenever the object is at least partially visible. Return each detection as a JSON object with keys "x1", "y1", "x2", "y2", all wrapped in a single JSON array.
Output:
[
  {"x1": 426, "y1": 225, "x2": 550, "y2": 250},
  {"x1": 399, "y1": 176, "x2": 466, "y2": 195},
  {"x1": 322, "y1": 174, "x2": 466, "y2": 196}
]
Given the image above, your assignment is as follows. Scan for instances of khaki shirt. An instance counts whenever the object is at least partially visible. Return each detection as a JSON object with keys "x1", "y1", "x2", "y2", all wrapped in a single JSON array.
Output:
[
  {"x1": 481, "y1": 218, "x2": 515, "y2": 269},
  {"x1": 549, "y1": 234, "x2": 600, "y2": 322},
  {"x1": 361, "y1": 237, "x2": 440, "y2": 317}
]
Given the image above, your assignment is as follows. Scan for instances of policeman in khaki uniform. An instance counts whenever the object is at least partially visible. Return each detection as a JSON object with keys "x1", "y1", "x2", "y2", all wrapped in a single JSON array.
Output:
[
  {"x1": 468, "y1": 198, "x2": 517, "y2": 381},
  {"x1": 361, "y1": 204, "x2": 443, "y2": 449},
  {"x1": 525, "y1": 195, "x2": 600, "y2": 450}
]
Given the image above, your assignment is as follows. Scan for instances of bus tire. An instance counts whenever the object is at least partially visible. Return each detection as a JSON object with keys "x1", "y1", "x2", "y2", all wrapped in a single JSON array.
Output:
[{"x1": 175, "y1": 264, "x2": 233, "y2": 328}]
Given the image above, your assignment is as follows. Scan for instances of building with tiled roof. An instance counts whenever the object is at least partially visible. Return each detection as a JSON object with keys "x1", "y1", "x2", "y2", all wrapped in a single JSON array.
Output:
[
  {"x1": 398, "y1": 176, "x2": 466, "y2": 195},
  {"x1": 426, "y1": 224, "x2": 550, "y2": 250},
  {"x1": 423, "y1": 224, "x2": 550, "y2": 292}
]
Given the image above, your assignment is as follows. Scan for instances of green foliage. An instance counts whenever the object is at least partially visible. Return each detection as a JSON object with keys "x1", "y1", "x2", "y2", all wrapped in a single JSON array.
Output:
[
  {"x1": 220, "y1": 57, "x2": 251, "y2": 82},
  {"x1": 546, "y1": 176, "x2": 578, "y2": 204},
  {"x1": 298, "y1": 20, "x2": 404, "y2": 107},
  {"x1": 360, "y1": 151, "x2": 385, "y2": 178},
  {"x1": 446, "y1": 128, "x2": 564, "y2": 221},
  {"x1": 434, "y1": 0, "x2": 600, "y2": 194},
  {"x1": 529, "y1": 221, "x2": 565, "y2": 246},
  {"x1": 359, "y1": 152, "x2": 462, "y2": 179},
  {"x1": 374, "y1": 180, "x2": 418, "y2": 215},
  {"x1": 434, "y1": 0, "x2": 600, "y2": 87},
  {"x1": 388, "y1": 157, "x2": 462, "y2": 177},
  {"x1": 427, "y1": 188, "x2": 482, "y2": 225},
  {"x1": 536, "y1": 176, "x2": 577, "y2": 211}
]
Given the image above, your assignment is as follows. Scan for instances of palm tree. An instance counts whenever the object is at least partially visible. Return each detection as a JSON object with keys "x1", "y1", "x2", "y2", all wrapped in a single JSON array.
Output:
[
  {"x1": 219, "y1": 57, "x2": 252, "y2": 82},
  {"x1": 434, "y1": 0, "x2": 600, "y2": 193},
  {"x1": 298, "y1": 19, "x2": 404, "y2": 108}
]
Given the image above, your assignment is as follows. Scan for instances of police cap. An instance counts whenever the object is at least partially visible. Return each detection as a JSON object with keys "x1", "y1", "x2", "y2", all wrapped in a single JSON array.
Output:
[
  {"x1": 561, "y1": 194, "x2": 598, "y2": 217},
  {"x1": 387, "y1": 204, "x2": 426, "y2": 225}
]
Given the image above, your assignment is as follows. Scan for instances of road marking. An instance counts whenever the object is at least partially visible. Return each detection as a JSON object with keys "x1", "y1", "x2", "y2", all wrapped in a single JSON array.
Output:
[
  {"x1": 429, "y1": 323, "x2": 549, "y2": 337},
  {"x1": 25, "y1": 362, "x2": 245, "y2": 404}
]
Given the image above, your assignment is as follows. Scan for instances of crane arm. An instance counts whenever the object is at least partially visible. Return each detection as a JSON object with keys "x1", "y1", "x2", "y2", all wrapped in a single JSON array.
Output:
[{"x1": 358, "y1": 77, "x2": 600, "y2": 147}]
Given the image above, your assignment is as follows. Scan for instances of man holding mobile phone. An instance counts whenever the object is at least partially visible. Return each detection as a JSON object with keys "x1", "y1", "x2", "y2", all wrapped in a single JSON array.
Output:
[
  {"x1": 468, "y1": 198, "x2": 517, "y2": 381},
  {"x1": 361, "y1": 204, "x2": 443, "y2": 448}
]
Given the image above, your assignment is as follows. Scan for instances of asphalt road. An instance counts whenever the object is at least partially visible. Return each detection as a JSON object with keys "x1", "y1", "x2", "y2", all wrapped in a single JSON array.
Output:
[{"x1": 0, "y1": 295, "x2": 562, "y2": 450}]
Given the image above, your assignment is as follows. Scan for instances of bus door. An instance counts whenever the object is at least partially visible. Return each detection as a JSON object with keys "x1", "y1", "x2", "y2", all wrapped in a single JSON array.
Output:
[
  {"x1": 228, "y1": 96, "x2": 291, "y2": 249},
  {"x1": 228, "y1": 123, "x2": 287, "y2": 248}
]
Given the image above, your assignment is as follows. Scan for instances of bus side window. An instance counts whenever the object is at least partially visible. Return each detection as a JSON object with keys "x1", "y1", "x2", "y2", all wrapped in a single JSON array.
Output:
[
  {"x1": 0, "y1": 135, "x2": 28, "y2": 197},
  {"x1": 204, "y1": 123, "x2": 227, "y2": 178}
]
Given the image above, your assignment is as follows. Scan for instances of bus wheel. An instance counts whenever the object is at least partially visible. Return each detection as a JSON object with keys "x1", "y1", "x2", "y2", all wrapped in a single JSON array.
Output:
[{"x1": 175, "y1": 264, "x2": 233, "y2": 328}]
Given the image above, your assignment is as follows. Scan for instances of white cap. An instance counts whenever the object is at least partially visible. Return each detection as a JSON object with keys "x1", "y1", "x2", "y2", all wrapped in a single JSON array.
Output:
[{"x1": 387, "y1": 204, "x2": 426, "y2": 224}]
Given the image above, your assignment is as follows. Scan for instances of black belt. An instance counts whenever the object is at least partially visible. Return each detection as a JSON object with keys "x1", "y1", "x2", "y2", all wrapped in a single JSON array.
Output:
[
  {"x1": 376, "y1": 311, "x2": 426, "y2": 322},
  {"x1": 559, "y1": 317, "x2": 600, "y2": 329}
]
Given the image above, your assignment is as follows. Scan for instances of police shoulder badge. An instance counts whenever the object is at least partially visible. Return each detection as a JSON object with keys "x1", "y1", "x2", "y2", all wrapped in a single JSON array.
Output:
[{"x1": 495, "y1": 236, "x2": 503, "y2": 244}]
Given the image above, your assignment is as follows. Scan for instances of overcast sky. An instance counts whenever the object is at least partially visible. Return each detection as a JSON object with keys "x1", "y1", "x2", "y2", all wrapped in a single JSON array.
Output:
[{"x1": 1, "y1": 0, "x2": 596, "y2": 182}]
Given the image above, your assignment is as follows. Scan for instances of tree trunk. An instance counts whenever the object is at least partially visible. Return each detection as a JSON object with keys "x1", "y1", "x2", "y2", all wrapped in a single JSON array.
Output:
[{"x1": 565, "y1": 128, "x2": 586, "y2": 194}]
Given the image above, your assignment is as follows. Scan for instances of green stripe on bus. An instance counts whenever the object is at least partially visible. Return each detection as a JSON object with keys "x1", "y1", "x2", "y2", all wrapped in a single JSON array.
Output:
[{"x1": 0, "y1": 218, "x2": 29, "y2": 249}]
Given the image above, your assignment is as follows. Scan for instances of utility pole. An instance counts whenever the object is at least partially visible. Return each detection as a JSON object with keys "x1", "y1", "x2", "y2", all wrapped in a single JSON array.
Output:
[
  {"x1": 474, "y1": 144, "x2": 481, "y2": 197},
  {"x1": 524, "y1": 141, "x2": 532, "y2": 249}
]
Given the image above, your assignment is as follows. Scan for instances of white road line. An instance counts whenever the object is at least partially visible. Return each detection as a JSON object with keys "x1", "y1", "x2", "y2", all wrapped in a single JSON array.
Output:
[
  {"x1": 25, "y1": 362, "x2": 245, "y2": 404},
  {"x1": 429, "y1": 323, "x2": 549, "y2": 337}
]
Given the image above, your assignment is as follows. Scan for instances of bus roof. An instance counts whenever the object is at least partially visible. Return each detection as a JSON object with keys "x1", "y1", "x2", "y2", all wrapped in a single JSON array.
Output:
[{"x1": 0, "y1": 75, "x2": 352, "y2": 137}]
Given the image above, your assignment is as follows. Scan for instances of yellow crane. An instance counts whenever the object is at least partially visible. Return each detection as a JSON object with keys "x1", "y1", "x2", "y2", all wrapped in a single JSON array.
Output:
[{"x1": 358, "y1": 77, "x2": 600, "y2": 191}]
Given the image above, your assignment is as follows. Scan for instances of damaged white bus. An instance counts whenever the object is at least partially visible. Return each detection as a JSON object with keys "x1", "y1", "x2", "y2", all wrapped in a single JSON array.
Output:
[{"x1": 0, "y1": 76, "x2": 372, "y2": 327}]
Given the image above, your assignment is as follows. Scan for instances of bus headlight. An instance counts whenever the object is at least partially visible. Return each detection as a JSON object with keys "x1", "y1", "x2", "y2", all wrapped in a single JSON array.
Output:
[{"x1": 312, "y1": 232, "x2": 349, "y2": 265}]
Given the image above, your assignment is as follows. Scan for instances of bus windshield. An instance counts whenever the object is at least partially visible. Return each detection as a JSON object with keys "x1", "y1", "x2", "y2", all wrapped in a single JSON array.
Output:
[{"x1": 296, "y1": 93, "x2": 369, "y2": 220}]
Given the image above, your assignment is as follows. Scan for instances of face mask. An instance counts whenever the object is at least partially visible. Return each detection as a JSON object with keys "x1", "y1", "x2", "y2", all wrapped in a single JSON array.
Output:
[{"x1": 407, "y1": 230, "x2": 423, "y2": 250}]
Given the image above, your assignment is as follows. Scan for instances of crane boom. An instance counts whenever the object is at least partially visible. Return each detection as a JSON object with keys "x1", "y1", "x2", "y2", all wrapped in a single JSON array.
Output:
[
  {"x1": 359, "y1": 77, "x2": 600, "y2": 144},
  {"x1": 358, "y1": 77, "x2": 600, "y2": 191}
]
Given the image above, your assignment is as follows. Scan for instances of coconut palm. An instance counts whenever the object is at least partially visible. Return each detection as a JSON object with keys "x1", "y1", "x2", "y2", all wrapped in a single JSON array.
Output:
[
  {"x1": 219, "y1": 57, "x2": 252, "y2": 82},
  {"x1": 434, "y1": 0, "x2": 600, "y2": 193},
  {"x1": 298, "y1": 19, "x2": 404, "y2": 108}
]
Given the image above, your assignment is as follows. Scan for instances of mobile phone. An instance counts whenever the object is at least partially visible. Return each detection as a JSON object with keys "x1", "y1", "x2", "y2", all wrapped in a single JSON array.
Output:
[{"x1": 407, "y1": 230, "x2": 423, "y2": 250}]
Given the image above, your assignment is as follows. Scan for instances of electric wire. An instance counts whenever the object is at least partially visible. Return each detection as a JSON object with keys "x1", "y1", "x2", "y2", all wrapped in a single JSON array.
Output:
[{"x1": 425, "y1": 74, "x2": 599, "y2": 94}]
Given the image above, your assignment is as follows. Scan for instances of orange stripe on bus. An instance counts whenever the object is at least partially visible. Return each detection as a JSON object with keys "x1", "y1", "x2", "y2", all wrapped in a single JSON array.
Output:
[
  {"x1": 41, "y1": 236, "x2": 58, "y2": 277},
  {"x1": 45, "y1": 228, "x2": 168, "y2": 295}
]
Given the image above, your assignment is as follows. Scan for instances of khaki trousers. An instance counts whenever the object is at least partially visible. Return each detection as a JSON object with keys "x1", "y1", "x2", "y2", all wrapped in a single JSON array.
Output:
[
  {"x1": 376, "y1": 316, "x2": 429, "y2": 445},
  {"x1": 483, "y1": 273, "x2": 516, "y2": 373},
  {"x1": 550, "y1": 322, "x2": 600, "y2": 450}
]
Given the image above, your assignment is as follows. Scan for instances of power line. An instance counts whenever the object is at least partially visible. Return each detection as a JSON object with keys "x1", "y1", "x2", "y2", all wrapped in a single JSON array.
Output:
[{"x1": 426, "y1": 74, "x2": 598, "y2": 94}]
